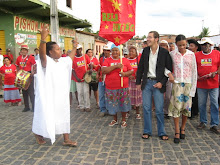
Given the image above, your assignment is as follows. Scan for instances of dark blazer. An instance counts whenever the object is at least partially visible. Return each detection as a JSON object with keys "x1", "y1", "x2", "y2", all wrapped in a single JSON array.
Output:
[{"x1": 136, "y1": 46, "x2": 173, "y2": 93}]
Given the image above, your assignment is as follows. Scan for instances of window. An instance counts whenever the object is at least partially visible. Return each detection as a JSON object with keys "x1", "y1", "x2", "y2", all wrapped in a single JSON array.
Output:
[{"x1": 66, "y1": 0, "x2": 72, "y2": 8}]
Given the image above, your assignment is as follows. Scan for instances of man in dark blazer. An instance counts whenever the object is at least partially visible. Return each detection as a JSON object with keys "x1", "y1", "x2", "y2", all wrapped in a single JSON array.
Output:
[{"x1": 136, "y1": 31, "x2": 173, "y2": 140}]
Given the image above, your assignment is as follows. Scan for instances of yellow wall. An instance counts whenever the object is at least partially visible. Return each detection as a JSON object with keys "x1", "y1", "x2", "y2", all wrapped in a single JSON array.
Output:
[
  {"x1": 64, "y1": 37, "x2": 73, "y2": 51},
  {"x1": 0, "y1": 31, "x2": 6, "y2": 55},
  {"x1": 36, "y1": 34, "x2": 51, "y2": 48}
]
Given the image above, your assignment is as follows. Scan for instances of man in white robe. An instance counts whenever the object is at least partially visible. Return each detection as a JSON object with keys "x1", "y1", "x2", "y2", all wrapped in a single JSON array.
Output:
[{"x1": 32, "y1": 25, "x2": 77, "y2": 146}]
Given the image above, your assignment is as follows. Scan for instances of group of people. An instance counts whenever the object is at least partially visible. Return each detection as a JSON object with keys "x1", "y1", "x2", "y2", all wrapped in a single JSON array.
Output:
[
  {"x1": 0, "y1": 45, "x2": 36, "y2": 110},
  {"x1": 0, "y1": 26, "x2": 220, "y2": 146}
]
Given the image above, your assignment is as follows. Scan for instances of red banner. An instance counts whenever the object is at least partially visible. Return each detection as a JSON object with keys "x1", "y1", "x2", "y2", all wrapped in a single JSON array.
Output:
[{"x1": 99, "y1": 0, "x2": 136, "y2": 46}]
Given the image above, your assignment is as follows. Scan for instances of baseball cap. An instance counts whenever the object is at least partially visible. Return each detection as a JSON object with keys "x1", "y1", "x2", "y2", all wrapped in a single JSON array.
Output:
[
  {"x1": 20, "y1": 44, "x2": 29, "y2": 50},
  {"x1": 160, "y1": 40, "x2": 169, "y2": 45},
  {"x1": 198, "y1": 37, "x2": 214, "y2": 46},
  {"x1": 103, "y1": 43, "x2": 111, "y2": 50},
  {"x1": 77, "y1": 44, "x2": 82, "y2": 49}
]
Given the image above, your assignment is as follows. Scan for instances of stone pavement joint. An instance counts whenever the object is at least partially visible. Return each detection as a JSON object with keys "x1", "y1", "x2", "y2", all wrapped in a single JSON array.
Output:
[{"x1": 0, "y1": 96, "x2": 220, "y2": 165}]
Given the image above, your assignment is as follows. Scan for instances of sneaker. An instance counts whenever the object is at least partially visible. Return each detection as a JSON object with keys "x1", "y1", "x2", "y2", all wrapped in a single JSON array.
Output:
[
  {"x1": 109, "y1": 120, "x2": 118, "y2": 127},
  {"x1": 121, "y1": 121, "x2": 127, "y2": 128},
  {"x1": 99, "y1": 112, "x2": 105, "y2": 117},
  {"x1": 125, "y1": 113, "x2": 130, "y2": 119},
  {"x1": 22, "y1": 108, "x2": 30, "y2": 112},
  {"x1": 197, "y1": 122, "x2": 206, "y2": 129},
  {"x1": 136, "y1": 114, "x2": 141, "y2": 120},
  {"x1": 85, "y1": 108, "x2": 91, "y2": 112},
  {"x1": 210, "y1": 126, "x2": 220, "y2": 134}
]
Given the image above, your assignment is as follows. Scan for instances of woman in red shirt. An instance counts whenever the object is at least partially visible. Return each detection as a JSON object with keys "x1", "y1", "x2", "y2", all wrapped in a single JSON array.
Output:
[
  {"x1": 102, "y1": 45, "x2": 133, "y2": 128},
  {"x1": 0, "y1": 57, "x2": 21, "y2": 105},
  {"x1": 128, "y1": 46, "x2": 142, "y2": 119},
  {"x1": 86, "y1": 49, "x2": 99, "y2": 107}
]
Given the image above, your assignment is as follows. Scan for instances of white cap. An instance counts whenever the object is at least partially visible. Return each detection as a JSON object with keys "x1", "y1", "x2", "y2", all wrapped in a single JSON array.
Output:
[
  {"x1": 198, "y1": 37, "x2": 214, "y2": 46},
  {"x1": 103, "y1": 43, "x2": 111, "y2": 50},
  {"x1": 77, "y1": 44, "x2": 82, "y2": 49},
  {"x1": 160, "y1": 40, "x2": 169, "y2": 45}
]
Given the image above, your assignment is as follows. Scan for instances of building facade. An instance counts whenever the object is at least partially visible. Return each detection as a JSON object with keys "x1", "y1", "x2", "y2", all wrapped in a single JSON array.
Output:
[{"x1": 0, "y1": 0, "x2": 90, "y2": 58}]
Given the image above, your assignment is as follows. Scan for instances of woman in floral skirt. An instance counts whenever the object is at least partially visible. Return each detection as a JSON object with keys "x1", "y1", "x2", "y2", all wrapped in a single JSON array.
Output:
[
  {"x1": 102, "y1": 44, "x2": 133, "y2": 128},
  {"x1": 127, "y1": 46, "x2": 142, "y2": 119},
  {"x1": 168, "y1": 35, "x2": 197, "y2": 143}
]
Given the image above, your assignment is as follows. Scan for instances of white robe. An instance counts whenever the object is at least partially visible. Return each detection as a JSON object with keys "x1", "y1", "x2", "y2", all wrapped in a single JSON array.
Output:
[{"x1": 32, "y1": 56, "x2": 72, "y2": 144}]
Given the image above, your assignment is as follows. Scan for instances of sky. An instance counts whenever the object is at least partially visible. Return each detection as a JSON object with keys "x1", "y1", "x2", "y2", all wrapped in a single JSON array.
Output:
[{"x1": 72, "y1": 0, "x2": 220, "y2": 37}]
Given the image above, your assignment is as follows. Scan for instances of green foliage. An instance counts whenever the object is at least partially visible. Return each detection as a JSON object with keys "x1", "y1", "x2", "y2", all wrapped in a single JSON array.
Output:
[
  {"x1": 82, "y1": 19, "x2": 93, "y2": 33},
  {"x1": 198, "y1": 27, "x2": 210, "y2": 38},
  {"x1": 131, "y1": 35, "x2": 146, "y2": 40}
]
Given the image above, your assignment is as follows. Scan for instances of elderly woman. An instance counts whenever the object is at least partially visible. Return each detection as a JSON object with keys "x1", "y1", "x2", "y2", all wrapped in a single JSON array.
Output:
[
  {"x1": 127, "y1": 46, "x2": 142, "y2": 119},
  {"x1": 0, "y1": 57, "x2": 21, "y2": 106},
  {"x1": 102, "y1": 45, "x2": 133, "y2": 128}
]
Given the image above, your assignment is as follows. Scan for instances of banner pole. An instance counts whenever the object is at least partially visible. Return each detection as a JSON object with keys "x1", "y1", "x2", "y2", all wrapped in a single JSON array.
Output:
[{"x1": 120, "y1": 45, "x2": 123, "y2": 87}]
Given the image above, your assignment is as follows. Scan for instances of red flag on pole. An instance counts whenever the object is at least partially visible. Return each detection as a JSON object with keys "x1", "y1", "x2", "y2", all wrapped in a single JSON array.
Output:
[{"x1": 99, "y1": 0, "x2": 136, "y2": 46}]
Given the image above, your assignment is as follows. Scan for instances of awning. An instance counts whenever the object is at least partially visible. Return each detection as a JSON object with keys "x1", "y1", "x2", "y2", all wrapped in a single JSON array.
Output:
[{"x1": 0, "y1": 0, "x2": 91, "y2": 29}]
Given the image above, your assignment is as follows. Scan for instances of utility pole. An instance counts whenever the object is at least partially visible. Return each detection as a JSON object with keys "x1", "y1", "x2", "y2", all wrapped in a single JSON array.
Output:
[{"x1": 50, "y1": 0, "x2": 60, "y2": 44}]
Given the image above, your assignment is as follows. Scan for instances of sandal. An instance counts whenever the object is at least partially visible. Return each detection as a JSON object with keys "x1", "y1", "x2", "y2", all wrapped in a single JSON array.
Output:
[
  {"x1": 142, "y1": 133, "x2": 150, "y2": 139},
  {"x1": 136, "y1": 114, "x2": 141, "y2": 119},
  {"x1": 109, "y1": 120, "x2": 118, "y2": 127},
  {"x1": 34, "y1": 134, "x2": 46, "y2": 145},
  {"x1": 174, "y1": 133, "x2": 180, "y2": 144},
  {"x1": 159, "y1": 135, "x2": 169, "y2": 140},
  {"x1": 180, "y1": 128, "x2": 185, "y2": 139},
  {"x1": 63, "y1": 140, "x2": 77, "y2": 147},
  {"x1": 121, "y1": 121, "x2": 127, "y2": 128}
]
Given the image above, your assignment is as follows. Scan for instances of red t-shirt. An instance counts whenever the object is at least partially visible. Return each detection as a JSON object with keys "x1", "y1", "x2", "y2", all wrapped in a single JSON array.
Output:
[
  {"x1": 4, "y1": 54, "x2": 14, "y2": 63},
  {"x1": 15, "y1": 55, "x2": 36, "y2": 72},
  {"x1": 196, "y1": 50, "x2": 220, "y2": 89},
  {"x1": 61, "y1": 54, "x2": 67, "y2": 57},
  {"x1": 72, "y1": 54, "x2": 90, "y2": 82},
  {"x1": 102, "y1": 56, "x2": 133, "y2": 90},
  {"x1": 128, "y1": 55, "x2": 141, "y2": 78},
  {"x1": 90, "y1": 56, "x2": 99, "y2": 71},
  {"x1": 0, "y1": 64, "x2": 17, "y2": 85}
]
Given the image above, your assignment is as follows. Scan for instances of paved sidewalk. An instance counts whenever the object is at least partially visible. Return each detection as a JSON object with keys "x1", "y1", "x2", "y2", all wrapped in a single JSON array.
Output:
[{"x1": 0, "y1": 96, "x2": 220, "y2": 165}]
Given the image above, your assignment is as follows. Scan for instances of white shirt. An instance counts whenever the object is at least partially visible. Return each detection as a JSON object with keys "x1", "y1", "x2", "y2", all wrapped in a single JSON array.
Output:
[
  {"x1": 147, "y1": 46, "x2": 159, "y2": 78},
  {"x1": 169, "y1": 49, "x2": 197, "y2": 97},
  {"x1": 0, "y1": 55, "x2": 3, "y2": 68}
]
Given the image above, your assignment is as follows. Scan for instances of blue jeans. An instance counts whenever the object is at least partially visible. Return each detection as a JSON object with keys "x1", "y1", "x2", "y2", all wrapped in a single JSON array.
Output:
[
  {"x1": 98, "y1": 82, "x2": 107, "y2": 113},
  {"x1": 142, "y1": 80, "x2": 167, "y2": 136},
  {"x1": 197, "y1": 88, "x2": 219, "y2": 127}
]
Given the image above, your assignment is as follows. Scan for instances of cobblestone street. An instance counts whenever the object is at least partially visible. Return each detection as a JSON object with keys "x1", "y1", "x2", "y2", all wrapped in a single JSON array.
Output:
[{"x1": 0, "y1": 96, "x2": 220, "y2": 165}]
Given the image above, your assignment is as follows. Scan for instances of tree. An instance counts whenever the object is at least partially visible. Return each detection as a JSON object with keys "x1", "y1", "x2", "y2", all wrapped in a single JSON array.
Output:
[
  {"x1": 198, "y1": 27, "x2": 210, "y2": 39},
  {"x1": 82, "y1": 19, "x2": 93, "y2": 33},
  {"x1": 141, "y1": 35, "x2": 146, "y2": 40}
]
